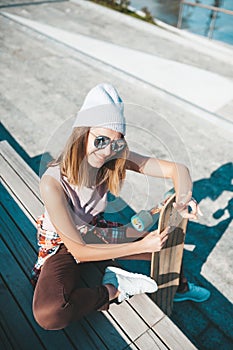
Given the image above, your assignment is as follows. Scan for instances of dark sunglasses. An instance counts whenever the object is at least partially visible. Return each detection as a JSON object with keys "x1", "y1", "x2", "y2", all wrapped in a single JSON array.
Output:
[{"x1": 92, "y1": 133, "x2": 126, "y2": 153}]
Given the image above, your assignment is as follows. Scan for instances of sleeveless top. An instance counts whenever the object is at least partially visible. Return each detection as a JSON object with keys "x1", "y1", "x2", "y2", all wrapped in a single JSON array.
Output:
[
  {"x1": 30, "y1": 165, "x2": 108, "y2": 286},
  {"x1": 42, "y1": 165, "x2": 108, "y2": 231}
]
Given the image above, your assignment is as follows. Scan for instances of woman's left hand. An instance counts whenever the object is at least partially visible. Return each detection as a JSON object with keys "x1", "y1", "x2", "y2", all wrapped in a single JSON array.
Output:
[{"x1": 173, "y1": 190, "x2": 203, "y2": 220}]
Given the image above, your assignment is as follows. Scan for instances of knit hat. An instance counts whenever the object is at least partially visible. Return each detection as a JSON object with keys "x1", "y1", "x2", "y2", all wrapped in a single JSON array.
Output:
[{"x1": 72, "y1": 83, "x2": 126, "y2": 135}]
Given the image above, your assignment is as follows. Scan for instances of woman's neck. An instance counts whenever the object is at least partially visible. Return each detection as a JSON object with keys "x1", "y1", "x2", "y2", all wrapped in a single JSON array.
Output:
[{"x1": 86, "y1": 164, "x2": 102, "y2": 187}]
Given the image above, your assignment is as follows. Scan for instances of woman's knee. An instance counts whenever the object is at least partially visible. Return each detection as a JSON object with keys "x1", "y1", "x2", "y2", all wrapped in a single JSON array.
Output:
[{"x1": 33, "y1": 298, "x2": 72, "y2": 330}]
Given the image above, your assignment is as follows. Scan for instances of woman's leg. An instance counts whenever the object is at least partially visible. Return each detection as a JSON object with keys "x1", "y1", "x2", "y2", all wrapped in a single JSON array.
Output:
[
  {"x1": 33, "y1": 245, "x2": 109, "y2": 330},
  {"x1": 176, "y1": 262, "x2": 189, "y2": 292}
]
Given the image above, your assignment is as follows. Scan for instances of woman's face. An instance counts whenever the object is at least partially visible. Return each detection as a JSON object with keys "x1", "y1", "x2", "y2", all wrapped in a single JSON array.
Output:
[{"x1": 86, "y1": 127, "x2": 123, "y2": 168}]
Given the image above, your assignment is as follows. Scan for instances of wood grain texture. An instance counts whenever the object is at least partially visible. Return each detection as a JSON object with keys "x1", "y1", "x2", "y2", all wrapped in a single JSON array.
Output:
[{"x1": 151, "y1": 194, "x2": 188, "y2": 315}]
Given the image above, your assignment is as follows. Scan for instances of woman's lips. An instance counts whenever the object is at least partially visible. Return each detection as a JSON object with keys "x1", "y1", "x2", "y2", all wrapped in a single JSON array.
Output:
[{"x1": 95, "y1": 154, "x2": 106, "y2": 162}]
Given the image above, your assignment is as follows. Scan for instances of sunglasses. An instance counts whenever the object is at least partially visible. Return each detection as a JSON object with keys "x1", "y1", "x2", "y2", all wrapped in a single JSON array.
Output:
[{"x1": 91, "y1": 133, "x2": 126, "y2": 153}]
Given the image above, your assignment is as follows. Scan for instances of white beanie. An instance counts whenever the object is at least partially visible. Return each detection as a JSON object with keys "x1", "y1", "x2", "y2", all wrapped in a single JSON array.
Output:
[{"x1": 72, "y1": 83, "x2": 126, "y2": 135}]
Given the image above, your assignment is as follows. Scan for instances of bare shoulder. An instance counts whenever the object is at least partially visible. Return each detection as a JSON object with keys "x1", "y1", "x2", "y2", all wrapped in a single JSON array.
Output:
[{"x1": 40, "y1": 174, "x2": 63, "y2": 198}]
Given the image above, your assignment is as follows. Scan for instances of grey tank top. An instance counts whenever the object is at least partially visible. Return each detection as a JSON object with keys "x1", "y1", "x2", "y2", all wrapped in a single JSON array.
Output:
[{"x1": 42, "y1": 165, "x2": 107, "y2": 231}]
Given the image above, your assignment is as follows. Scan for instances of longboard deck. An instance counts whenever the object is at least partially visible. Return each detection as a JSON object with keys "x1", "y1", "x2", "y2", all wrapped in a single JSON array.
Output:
[{"x1": 150, "y1": 193, "x2": 188, "y2": 315}]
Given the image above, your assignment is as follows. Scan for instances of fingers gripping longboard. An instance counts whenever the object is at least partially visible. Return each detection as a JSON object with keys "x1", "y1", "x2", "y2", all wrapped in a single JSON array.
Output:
[{"x1": 150, "y1": 194, "x2": 188, "y2": 315}]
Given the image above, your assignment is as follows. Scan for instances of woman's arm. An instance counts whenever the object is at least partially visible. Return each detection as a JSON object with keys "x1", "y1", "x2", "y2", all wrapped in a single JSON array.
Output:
[
  {"x1": 126, "y1": 151, "x2": 199, "y2": 219},
  {"x1": 40, "y1": 175, "x2": 169, "y2": 262}
]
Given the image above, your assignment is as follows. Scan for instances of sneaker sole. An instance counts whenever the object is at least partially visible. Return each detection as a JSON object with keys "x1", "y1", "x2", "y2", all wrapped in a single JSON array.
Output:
[{"x1": 174, "y1": 294, "x2": 210, "y2": 303}]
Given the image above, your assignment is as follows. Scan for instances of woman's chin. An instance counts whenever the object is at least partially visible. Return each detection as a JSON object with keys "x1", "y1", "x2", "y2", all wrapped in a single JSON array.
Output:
[{"x1": 87, "y1": 156, "x2": 104, "y2": 169}]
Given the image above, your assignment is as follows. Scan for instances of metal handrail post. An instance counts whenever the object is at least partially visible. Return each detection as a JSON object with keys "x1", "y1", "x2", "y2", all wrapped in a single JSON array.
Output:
[
  {"x1": 208, "y1": 10, "x2": 218, "y2": 39},
  {"x1": 177, "y1": 1, "x2": 184, "y2": 29}
]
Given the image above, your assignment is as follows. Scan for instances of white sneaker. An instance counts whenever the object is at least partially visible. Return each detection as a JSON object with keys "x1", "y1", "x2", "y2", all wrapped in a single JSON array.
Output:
[{"x1": 102, "y1": 266, "x2": 158, "y2": 302}]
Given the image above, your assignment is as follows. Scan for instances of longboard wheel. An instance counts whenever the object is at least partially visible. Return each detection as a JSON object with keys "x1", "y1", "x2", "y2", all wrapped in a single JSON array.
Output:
[{"x1": 131, "y1": 210, "x2": 153, "y2": 232}]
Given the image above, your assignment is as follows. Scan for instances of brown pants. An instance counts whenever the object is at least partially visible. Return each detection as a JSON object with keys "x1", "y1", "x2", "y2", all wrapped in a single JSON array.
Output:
[
  {"x1": 33, "y1": 245, "x2": 111, "y2": 330},
  {"x1": 33, "y1": 244, "x2": 188, "y2": 330}
]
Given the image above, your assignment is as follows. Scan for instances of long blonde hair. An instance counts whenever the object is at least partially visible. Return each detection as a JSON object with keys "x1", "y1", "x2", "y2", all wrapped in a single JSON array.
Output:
[{"x1": 50, "y1": 127, "x2": 128, "y2": 196}]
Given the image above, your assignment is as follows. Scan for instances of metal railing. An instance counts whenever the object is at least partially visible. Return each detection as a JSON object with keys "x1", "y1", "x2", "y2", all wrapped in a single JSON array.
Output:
[{"x1": 177, "y1": 1, "x2": 233, "y2": 39}]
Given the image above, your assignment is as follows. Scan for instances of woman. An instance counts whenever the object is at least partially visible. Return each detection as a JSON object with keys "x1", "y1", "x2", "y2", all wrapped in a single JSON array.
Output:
[{"x1": 32, "y1": 83, "x2": 210, "y2": 330}]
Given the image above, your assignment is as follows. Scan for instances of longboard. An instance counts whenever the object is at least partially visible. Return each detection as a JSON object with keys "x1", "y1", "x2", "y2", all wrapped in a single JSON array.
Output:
[{"x1": 150, "y1": 193, "x2": 188, "y2": 315}]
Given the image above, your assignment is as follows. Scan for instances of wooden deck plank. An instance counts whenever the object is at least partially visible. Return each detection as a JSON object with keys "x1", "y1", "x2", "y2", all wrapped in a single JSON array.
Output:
[
  {"x1": 152, "y1": 317, "x2": 197, "y2": 350},
  {"x1": 85, "y1": 310, "x2": 132, "y2": 350},
  {"x1": 0, "y1": 184, "x2": 38, "y2": 250},
  {"x1": 0, "y1": 204, "x2": 37, "y2": 272},
  {"x1": 66, "y1": 318, "x2": 109, "y2": 350},
  {"x1": 0, "y1": 155, "x2": 42, "y2": 220},
  {"x1": 108, "y1": 302, "x2": 148, "y2": 341},
  {"x1": 0, "y1": 140, "x2": 41, "y2": 198},
  {"x1": 0, "y1": 326, "x2": 14, "y2": 350},
  {"x1": 127, "y1": 293, "x2": 164, "y2": 327},
  {"x1": 0, "y1": 239, "x2": 77, "y2": 350},
  {"x1": 0, "y1": 331, "x2": 14, "y2": 350},
  {"x1": 134, "y1": 329, "x2": 168, "y2": 350},
  {"x1": 0, "y1": 278, "x2": 45, "y2": 350},
  {"x1": 124, "y1": 344, "x2": 138, "y2": 350}
]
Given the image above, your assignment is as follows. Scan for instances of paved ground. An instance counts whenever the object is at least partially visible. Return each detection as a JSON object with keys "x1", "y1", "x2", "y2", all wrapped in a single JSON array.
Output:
[{"x1": 0, "y1": 1, "x2": 233, "y2": 349}]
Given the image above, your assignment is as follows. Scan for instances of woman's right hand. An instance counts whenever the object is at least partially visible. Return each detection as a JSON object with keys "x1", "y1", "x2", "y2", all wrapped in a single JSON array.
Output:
[{"x1": 141, "y1": 227, "x2": 170, "y2": 253}]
